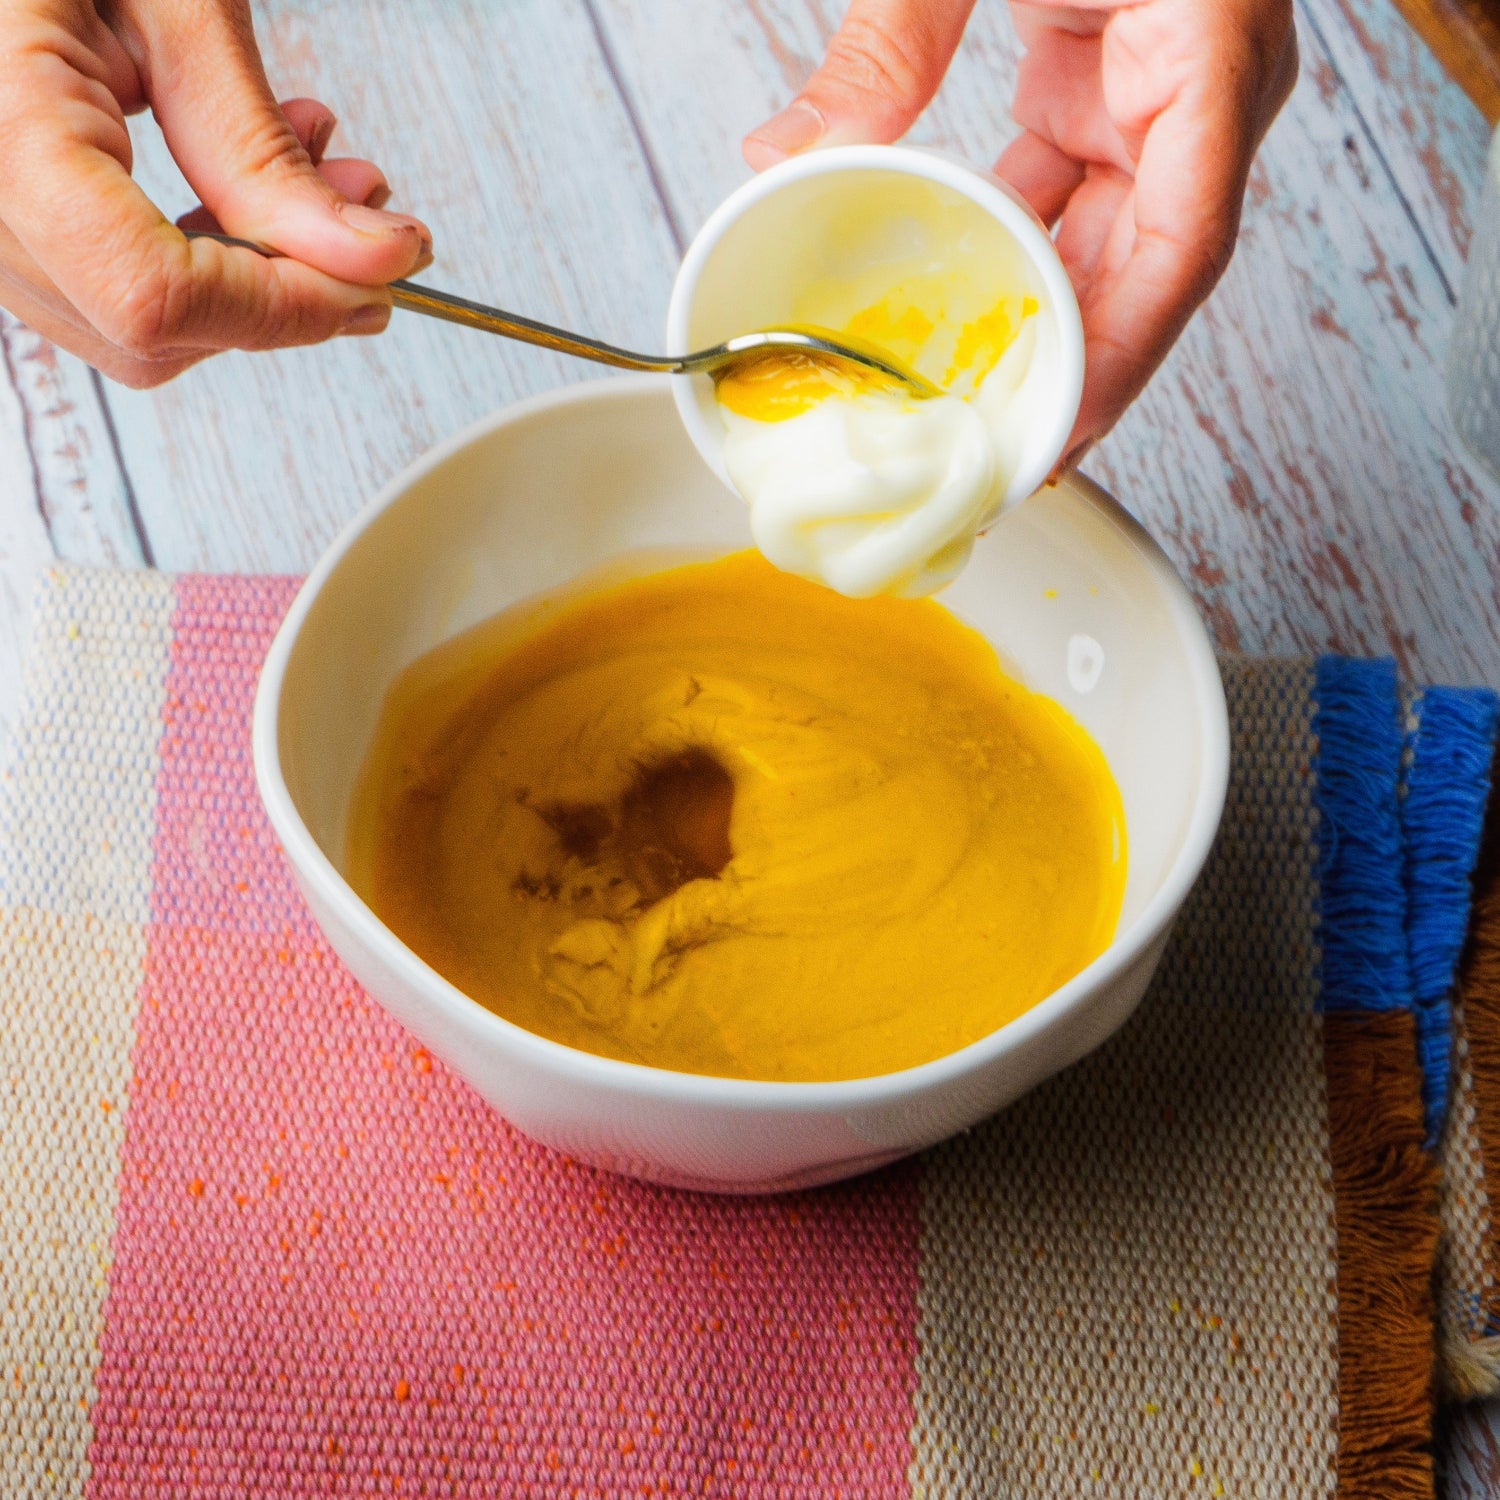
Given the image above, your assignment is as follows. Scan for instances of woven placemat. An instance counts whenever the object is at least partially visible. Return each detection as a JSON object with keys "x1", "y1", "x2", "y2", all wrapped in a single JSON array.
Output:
[
  {"x1": 1435, "y1": 790, "x2": 1500, "y2": 1398},
  {"x1": 2, "y1": 565, "x2": 1496, "y2": 1499}
]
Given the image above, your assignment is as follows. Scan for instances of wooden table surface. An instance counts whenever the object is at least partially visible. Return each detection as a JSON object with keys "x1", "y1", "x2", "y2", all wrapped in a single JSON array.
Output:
[{"x1": 1, "y1": 0, "x2": 1498, "y2": 1488}]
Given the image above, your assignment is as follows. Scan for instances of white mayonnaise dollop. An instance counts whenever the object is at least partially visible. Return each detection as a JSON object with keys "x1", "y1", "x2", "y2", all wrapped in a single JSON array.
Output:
[
  {"x1": 722, "y1": 392, "x2": 994, "y2": 599},
  {"x1": 719, "y1": 303, "x2": 1045, "y2": 598}
]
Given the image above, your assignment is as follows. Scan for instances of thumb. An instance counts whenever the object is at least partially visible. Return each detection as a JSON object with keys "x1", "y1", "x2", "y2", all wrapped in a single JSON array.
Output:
[
  {"x1": 744, "y1": 0, "x2": 977, "y2": 169},
  {"x1": 128, "y1": 0, "x2": 430, "y2": 284}
]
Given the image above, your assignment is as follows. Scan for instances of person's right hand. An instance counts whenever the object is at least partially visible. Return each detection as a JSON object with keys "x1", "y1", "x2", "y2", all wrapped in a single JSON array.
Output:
[
  {"x1": 743, "y1": 0, "x2": 1297, "y2": 466},
  {"x1": 0, "y1": 0, "x2": 433, "y2": 388}
]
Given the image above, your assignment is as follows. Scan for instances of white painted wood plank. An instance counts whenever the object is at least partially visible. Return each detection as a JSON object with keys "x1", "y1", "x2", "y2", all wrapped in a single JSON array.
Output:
[
  {"x1": 0, "y1": 345, "x2": 58, "y2": 759},
  {"x1": 593, "y1": 0, "x2": 1500, "y2": 687},
  {"x1": 1299, "y1": 0, "x2": 1492, "y2": 293},
  {"x1": 0, "y1": 310, "x2": 140, "y2": 758},
  {"x1": 0, "y1": 314, "x2": 144, "y2": 570},
  {"x1": 589, "y1": 0, "x2": 1029, "y2": 215},
  {"x1": 103, "y1": 0, "x2": 680, "y2": 574},
  {"x1": 1442, "y1": 1398, "x2": 1500, "y2": 1497}
]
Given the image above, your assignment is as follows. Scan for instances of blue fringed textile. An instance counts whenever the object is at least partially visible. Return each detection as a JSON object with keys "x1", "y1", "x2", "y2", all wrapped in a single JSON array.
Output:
[
  {"x1": 1403, "y1": 687, "x2": 1500, "y2": 1146},
  {"x1": 1312, "y1": 657, "x2": 1499, "y2": 1149},
  {"x1": 1312, "y1": 657, "x2": 1412, "y2": 1014}
]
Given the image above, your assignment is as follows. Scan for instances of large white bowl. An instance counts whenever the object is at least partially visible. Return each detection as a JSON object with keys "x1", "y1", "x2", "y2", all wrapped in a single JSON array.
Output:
[{"x1": 254, "y1": 375, "x2": 1228, "y2": 1194}]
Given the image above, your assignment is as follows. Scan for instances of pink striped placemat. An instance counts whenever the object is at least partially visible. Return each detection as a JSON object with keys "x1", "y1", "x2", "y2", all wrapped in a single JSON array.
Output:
[{"x1": 3, "y1": 564, "x2": 1496, "y2": 1499}]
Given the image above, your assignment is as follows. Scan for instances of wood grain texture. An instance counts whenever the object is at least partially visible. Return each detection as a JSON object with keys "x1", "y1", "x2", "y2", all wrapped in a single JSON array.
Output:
[
  {"x1": 1441, "y1": 1397, "x2": 1500, "y2": 1495},
  {"x1": 0, "y1": 313, "x2": 142, "y2": 754},
  {"x1": 1302, "y1": 0, "x2": 1492, "y2": 290},
  {"x1": 105, "y1": 0, "x2": 680, "y2": 574},
  {"x1": 1388, "y1": 0, "x2": 1500, "y2": 123},
  {"x1": 0, "y1": 316, "x2": 144, "y2": 571},
  {"x1": 0, "y1": 337, "x2": 55, "y2": 758},
  {"x1": 595, "y1": 0, "x2": 1500, "y2": 687}
]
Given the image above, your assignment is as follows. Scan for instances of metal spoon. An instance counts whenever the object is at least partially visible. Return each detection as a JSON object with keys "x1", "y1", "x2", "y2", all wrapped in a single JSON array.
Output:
[{"x1": 184, "y1": 229, "x2": 942, "y2": 398}]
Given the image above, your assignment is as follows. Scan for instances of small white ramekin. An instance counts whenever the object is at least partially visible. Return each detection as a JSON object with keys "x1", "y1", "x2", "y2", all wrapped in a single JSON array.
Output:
[{"x1": 667, "y1": 143, "x2": 1085, "y2": 507}]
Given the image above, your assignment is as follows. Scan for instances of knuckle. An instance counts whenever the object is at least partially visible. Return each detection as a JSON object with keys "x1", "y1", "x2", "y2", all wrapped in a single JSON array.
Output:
[
  {"x1": 236, "y1": 271, "x2": 341, "y2": 351},
  {"x1": 241, "y1": 278, "x2": 303, "y2": 349},
  {"x1": 822, "y1": 15, "x2": 932, "y2": 110},
  {"x1": 97, "y1": 249, "x2": 197, "y2": 356},
  {"x1": 225, "y1": 110, "x2": 312, "y2": 186},
  {"x1": 1186, "y1": 216, "x2": 1238, "y2": 297}
]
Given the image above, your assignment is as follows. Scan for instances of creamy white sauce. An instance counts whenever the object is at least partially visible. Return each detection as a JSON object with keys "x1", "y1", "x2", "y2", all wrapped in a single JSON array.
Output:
[{"x1": 719, "y1": 311, "x2": 1045, "y2": 599}]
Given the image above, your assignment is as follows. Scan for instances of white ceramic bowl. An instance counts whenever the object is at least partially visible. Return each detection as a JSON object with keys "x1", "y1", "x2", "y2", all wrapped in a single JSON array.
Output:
[
  {"x1": 254, "y1": 375, "x2": 1227, "y2": 1194},
  {"x1": 667, "y1": 144, "x2": 1085, "y2": 508}
]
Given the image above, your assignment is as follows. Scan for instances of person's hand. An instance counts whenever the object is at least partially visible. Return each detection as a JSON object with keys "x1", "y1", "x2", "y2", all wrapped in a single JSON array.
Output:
[
  {"x1": 0, "y1": 0, "x2": 433, "y2": 388},
  {"x1": 744, "y1": 0, "x2": 1297, "y2": 463}
]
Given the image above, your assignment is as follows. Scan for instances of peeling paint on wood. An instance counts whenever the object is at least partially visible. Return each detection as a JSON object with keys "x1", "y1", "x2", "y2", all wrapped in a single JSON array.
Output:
[
  {"x1": 0, "y1": 329, "x2": 57, "y2": 756},
  {"x1": 1302, "y1": 0, "x2": 1492, "y2": 286},
  {"x1": 0, "y1": 316, "x2": 144, "y2": 570}
]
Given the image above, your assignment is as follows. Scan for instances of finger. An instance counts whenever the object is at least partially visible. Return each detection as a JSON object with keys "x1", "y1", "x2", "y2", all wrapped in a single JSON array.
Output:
[
  {"x1": 0, "y1": 103, "x2": 393, "y2": 360},
  {"x1": 744, "y1": 0, "x2": 978, "y2": 168},
  {"x1": 280, "y1": 97, "x2": 337, "y2": 165},
  {"x1": 1010, "y1": 3, "x2": 1111, "y2": 44},
  {"x1": 78, "y1": 19, "x2": 146, "y2": 117},
  {"x1": 316, "y1": 157, "x2": 391, "y2": 210},
  {"x1": 1052, "y1": 162, "x2": 1133, "y2": 307},
  {"x1": 1046, "y1": 0, "x2": 1280, "y2": 447},
  {"x1": 122, "y1": 0, "x2": 429, "y2": 283},
  {"x1": 0, "y1": 220, "x2": 201, "y2": 387},
  {"x1": 1009, "y1": 26, "x2": 1136, "y2": 175},
  {"x1": 993, "y1": 129, "x2": 1084, "y2": 226},
  {"x1": 2, "y1": 277, "x2": 202, "y2": 387},
  {"x1": 176, "y1": 154, "x2": 391, "y2": 234},
  {"x1": 1066, "y1": 122, "x2": 1246, "y2": 448}
]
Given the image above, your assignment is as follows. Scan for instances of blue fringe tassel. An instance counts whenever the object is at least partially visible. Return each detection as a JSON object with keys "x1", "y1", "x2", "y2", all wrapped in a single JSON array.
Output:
[
  {"x1": 1402, "y1": 685, "x2": 1500, "y2": 1147},
  {"x1": 1313, "y1": 657, "x2": 1412, "y2": 1016}
]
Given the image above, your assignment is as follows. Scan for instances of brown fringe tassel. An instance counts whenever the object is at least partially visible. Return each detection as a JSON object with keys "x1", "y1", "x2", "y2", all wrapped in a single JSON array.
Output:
[
  {"x1": 1324, "y1": 1009, "x2": 1440, "y2": 1500},
  {"x1": 1454, "y1": 795, "x2": 1500, "y2": 1344}
]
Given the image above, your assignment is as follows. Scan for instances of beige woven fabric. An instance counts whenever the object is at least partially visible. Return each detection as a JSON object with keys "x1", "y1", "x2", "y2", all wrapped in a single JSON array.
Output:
[
  {"x1": 1437, "y1": 998, "x2": 1495, "y2": 1345},
  {"x1": 910, "y1": 659, "x2": 1340, "y2": 1498},
  {"x1": 0, "y1": 568, "x2": 173, "y2": 1497}
]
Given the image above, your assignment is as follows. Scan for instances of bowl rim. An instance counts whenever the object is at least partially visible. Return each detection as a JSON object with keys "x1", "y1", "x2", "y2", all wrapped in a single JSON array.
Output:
[
  {"x1": 665, "y1": 142, "x2": 1086, "y2": 506},
  {"x1": 253, "y1": 373, "x2": 1229, "y2": 1113}
]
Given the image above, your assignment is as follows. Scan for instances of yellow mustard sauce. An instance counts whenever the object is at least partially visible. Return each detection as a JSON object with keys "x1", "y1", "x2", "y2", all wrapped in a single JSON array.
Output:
[
  {"x1": 713, "y1": 287, "x2": 1039, "y2": 424},
  {"x1": 348, "y1": 551, "x2": 1126, "y2": 1082}
]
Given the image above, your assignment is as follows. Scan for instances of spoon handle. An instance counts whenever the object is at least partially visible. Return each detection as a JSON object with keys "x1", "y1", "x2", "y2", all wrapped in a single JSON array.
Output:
[
  {"x1": 385, "y1": 281, "x2": 674, "y2": 372},
  {"x1": 183, "y1": 229, "x2": 676, "y2": 374}
]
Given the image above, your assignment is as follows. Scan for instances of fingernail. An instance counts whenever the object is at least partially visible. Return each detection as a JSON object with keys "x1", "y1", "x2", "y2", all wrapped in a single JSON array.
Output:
[
  {"x1": 341, "y1": 302, "x2": 391, "y2": 337},
  {"x1": 335, "y1": 200, "x2": 425, "y2": 240},
  {"x1": 745, "y1": 99, "x2": 826, "y2": 165},
  {"x1": 363, "y1": 184, "x2": 392, "y2": 211},
  {"x1": 308, "y1": 113, "x2": 336, "y2": 165}
]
